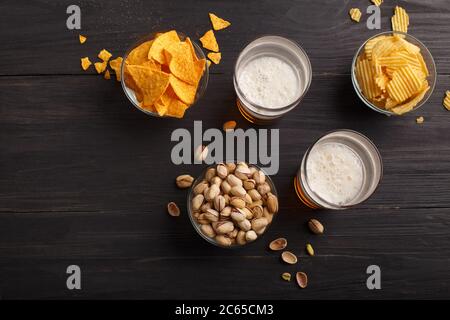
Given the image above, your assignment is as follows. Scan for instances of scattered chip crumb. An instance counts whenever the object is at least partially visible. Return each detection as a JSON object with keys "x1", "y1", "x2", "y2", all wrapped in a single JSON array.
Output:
[
  {"x1": 98, "y1": 49, "x2": 113, "y2": 62},
  {"x1": 371, "y1": 0, "x2": 383, "y2": 6},
  {"x1": 109, "y1": 57, "x2": 123, "y2": 82},
  {"x1": 209, "y1": 13, "x2": 231, "y2": 31},
  {"x1": 199, "y1": 30, "x2": 219, "y2": 52},
  {"x1": 94, "y1": 61, "x2": 107, "y2": 74},
  {"x1": 416, "y1": 116, "x2": 424, "y2": 124},
  {"x1": 349, "y1": 8, "x2": 362, "y2": 23},
  {"x1": 80, "y1": 57, "x2": 91, "y2": 70},
  {"x1": 206, "y1": 60, "x2": 212, "y2": 68},
  {"x1": 104, "y1": 69, "x2": 111, "y2": 80},
  {"x1": 207, "y1": 52, "x2": 221, "y2": 65},
  {"x1": 79, "y1": 35, "x2": 87, "y2": 44},
  {"x1": 443, "y1": 90, "x2": 450, "y2": 110}
]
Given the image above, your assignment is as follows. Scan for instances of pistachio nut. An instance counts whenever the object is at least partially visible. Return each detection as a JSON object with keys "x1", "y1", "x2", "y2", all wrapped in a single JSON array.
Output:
[
  {"x1": 248, "y1": 189, "x2": 262, "y2": 201},
  {"x1": 230, "y1": 197, "x2": 246, "y2": 209},
  {"x1": 243, "y1": 193, "x2": 253, "y2": 205},
  {"x1": 228, "y1": 229, "x2": 238, "y2": 239},
  {"x1": 167, "y1": 202, "x2": 181, "y2": 217},
  {"x1": 193, "y1": 180, "x2": 209, "y2": 195},
  {"x1": 296, "y1": 272, "x2": 308, "y2": 289},
  {"x1": 267, "y1": 193, "x2": 279, "y2": 214},
  {"x1": 211, "y1": 176, "x2": 222, "y2": 186},
  {"x1": 220, "y1": 206, "x2": 232, "y2": 217},
  {"x1": 200, "y1": 224, "x2": 216, "y2": 238},
  {"x1": 227, "y1": 174, "x2": 243, "y2": 187},
  {"x1": 214, "y1": 195, "x2": 226, "y2": 212},
  {"x1": 253, "y1": 170, "x2": 266, "y2": 185},
  {"x1": 238, "y1": 219, "x2": 251, "y2": 231},
  {"x1": 215, "y1": 235, "x2": 232, "y2": 246},
  {"x1": 206, "y1": 184, "x2": 220, "y2": 201},
  {"x1": 214, "y1": 221, "x2": 234, "y2": 234},
  {"x1": 308, "y1": 219, "x2": 324, "y2": 235},
  {"x1": 306, "y1": 243, "x2": 314, "y2": 256},
  {"x1": 235, "y1": 165, "x2": 251, "y2": 180},
  {"x1": 251, "y1": 217, "x2": 268, "y2": 231},
  {"x1": 257, "y1": 183, "x2": 271, "y2": 196},
  {"x1": 281, "y1": 251, "x2": 298, "y2": 265},
  {"x1": 225, "y1": 162, "x2": 236, "y2": 173},
  {"x1": 269, "y1": 238, "x2": 287, "y2": 251},
  {"x1": 200, "y1": 202, "x2": 212, "y2": 212},
  {"x1": 251, "y1": 205, "x2": 264, "y2": 219},
  {"x1": 205, "y1": 167, "x2": 216, "y2": 182},
  {"x1": 255, "y1": 226, "x2": 266, "y2": 235},
  {"x1": 282, "y1": 272, "x2": 291, "y2": 282},
  {"x1": 240, "y1": 207, "x2": 253, "y2": 220},
  {"x1": 216, "y1": 163, "x2": 228, "y2": 179},
  {"x1": 243, "y1": 179, "x2": 256, "y2": 190},
  {"x1": 192, "y1": 194, "x2": 204, "y2": 211},
  {"x1": 195, "y1": 145, "x2": 208, "y2": 162},
  {"x1": 230, "y1": 185, "x2": 247, "y2": 197},
  {"x1": 230, "y1": 209, "x2": 246, "y2": 222},
  {"x1": 221, "y1": 180, "x2": 232, "y2": 194},
  {"x1": 245, "y1": 230, "x2": 258, "y2": 242},
  {"x1": 204, "y1": 208, "x2": 219, "y2": 222},
  {"x1": 236, "y1": 230, "x2": 247, "y2": 245},
  {"x1": 222, "y1": 120, "x2": 237, "y2": 131},
  {"x1": 175, "y1": 174, "x2": 194, "y2": 188}
]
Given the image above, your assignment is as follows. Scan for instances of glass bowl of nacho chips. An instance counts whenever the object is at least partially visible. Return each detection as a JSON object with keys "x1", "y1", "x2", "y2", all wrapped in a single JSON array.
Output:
[
  {"x1": 351, "y1": 31, "x2": 436, "y2": 116},
  {"x1": 121, "y1": 30, "x2": 209, "y2": 118}
]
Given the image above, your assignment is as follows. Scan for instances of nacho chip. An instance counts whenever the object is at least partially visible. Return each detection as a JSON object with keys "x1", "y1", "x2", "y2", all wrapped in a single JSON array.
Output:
[
  {"x1": 94, "y1": 61, "x2": 107, "y2": 74},
  {"x1": 392, "y1": 6, "x2": 409, "y2": 33},
  {"x1": 371, "y1": 0, "x2": 383, "y2": 6},
  {"x1": 164, "y1": 41, "x2": 199, "y2": 85},
  {"x1": 141, "y1": 59, "x2": 161, "y2": 71},
  {"x1": 169, "y1": 75, "x2": 196, "y2": 105},
  {"x1": 125, "y1": 65, "x2": 170, "y2": 106},
  {"x1": 166, "y1": 98, "x2": 189, "y2": 118},
  {"x1": 81, "y1": 57, "x2": 92, "y2": 71},
  {"x1": 349, "y1": 8, "x2": 362, "y2": 23},
  {"x1": 199, "y1": 30, "x2": 219, "y2": 52},
  {"x1": 124, "y1": 65, "x2": 143, "y2": 102},
  {"x1": 209, "y1": 13, "x2": 231, "y2": 30},
  {"x1": 104, "y1": 69, "x2": 111, "y2": 80},
  {"x1": 126, "y1": 40, "x2": 154, "y2": 65},
  {"x1": 79, "y1": 35, "x2": 87, "y2": 44},
  {"x1": 109, "y1": 57, "x2": 123, "y2": 82},
  {"x1": 444, "y1": 91, "x2": 450, "y2": 111},
  {"x1": 208, "y1": 52, "x2": 221, "y2": 65},
  {"x1": 98, "y1": 49, "x2": 113, "y2": 62},
  {"x1": 185, "y1": 37, "x2": 199, "y2": 61},
  {"x1": 148, "y1": 30, "x2": 181, "y2": 64}
]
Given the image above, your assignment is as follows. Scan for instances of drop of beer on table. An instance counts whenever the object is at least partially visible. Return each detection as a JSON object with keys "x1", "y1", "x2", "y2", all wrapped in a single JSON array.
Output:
[{"x1": 237, "y1": 56, "x2": 300, "y2": 109}]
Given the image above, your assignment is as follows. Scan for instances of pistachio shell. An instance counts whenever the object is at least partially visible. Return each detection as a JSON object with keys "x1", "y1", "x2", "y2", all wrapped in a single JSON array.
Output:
[
  {"x1": 269, "y1": 238, "x2": 287, "y2": 251},
  {"x1": 281, "y1": 251, "x2": 298, "y2": 265},
  {"x1": 296, "y1": 272, "x2": 308, "y2": 289},
  {"x1": 167, "y1": 202, "x2": 180, "y2": 217}
]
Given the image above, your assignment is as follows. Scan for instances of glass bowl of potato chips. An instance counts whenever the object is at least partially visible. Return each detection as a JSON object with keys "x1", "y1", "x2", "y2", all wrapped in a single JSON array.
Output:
[
  {"x1": 121, "y1": 30, "x2": 209, "y2": 119},
  {"x1": 351, "y1": 31, "x2": 436, "y2": 116}
]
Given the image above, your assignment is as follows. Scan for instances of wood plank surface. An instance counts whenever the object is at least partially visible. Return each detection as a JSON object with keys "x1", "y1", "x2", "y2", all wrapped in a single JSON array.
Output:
[{"x1": 0, "y1": 0, "x2": 449, "y2": 299}]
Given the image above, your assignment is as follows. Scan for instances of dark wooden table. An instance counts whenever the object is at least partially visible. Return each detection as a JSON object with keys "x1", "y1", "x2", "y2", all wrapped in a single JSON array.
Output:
[{"x1": 0, "y1": 0, "x2": 449, "y2": 299}]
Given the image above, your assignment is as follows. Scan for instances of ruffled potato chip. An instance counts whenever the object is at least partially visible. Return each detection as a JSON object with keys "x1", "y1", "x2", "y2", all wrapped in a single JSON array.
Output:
[
  {"x1": 207, "y1": 52, "x2": 221, "y2": 65},
  {"x1": 81, "y1": 57, "x2": 92, "y2": 70},
  {"x1": 148, "y1": 30, "x2": 181, "y2": 64},
  {"x1": 392, "y1": 6, "x2": 409, "y2": 33},
  {"x1": 98, "y1": 49, "x2": 112, "y2": 62},
  {"x1": 443, "y1": 91, "x2": 450, "y2": 111},
  {"x1": 209, "y1": 13, "x2": 231, "y2": 30},
  {"x1": 391, "y1": 83, "x2": 429, "y2": 115},
  {"x1": 386, "y1": 65, "x2": 422, "y2": 102},
  {"x1": 371, "y1": 0, "x2": 383, "y2": 6},
  {"x1": 199, "y1": 30, "x2": 219, "y2": 52}
]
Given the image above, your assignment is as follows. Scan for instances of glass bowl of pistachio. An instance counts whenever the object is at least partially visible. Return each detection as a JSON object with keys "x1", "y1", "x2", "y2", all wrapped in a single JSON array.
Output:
[{"x1": 187, "y1": 162, "x2": 279, "y2": 248}]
